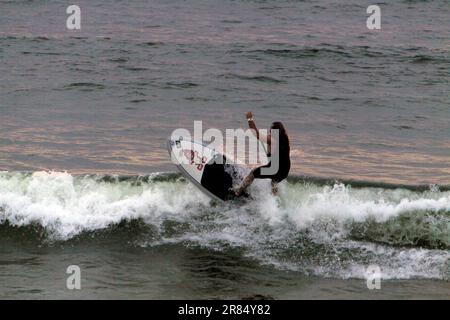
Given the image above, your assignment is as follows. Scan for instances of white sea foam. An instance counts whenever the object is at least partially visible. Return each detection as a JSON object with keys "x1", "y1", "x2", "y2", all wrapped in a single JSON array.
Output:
[
  {"x1": 0, "y1": 171, "x2": 448, "y2": 280},
  {"x1": 0, "y1": 171, "x2": 209, "y2": 238}
]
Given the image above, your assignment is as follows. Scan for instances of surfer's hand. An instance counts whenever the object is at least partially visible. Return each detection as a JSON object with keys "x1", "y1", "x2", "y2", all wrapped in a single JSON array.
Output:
[{"x1": 246, "y1": 111, "x2": 253, "y2": 120}]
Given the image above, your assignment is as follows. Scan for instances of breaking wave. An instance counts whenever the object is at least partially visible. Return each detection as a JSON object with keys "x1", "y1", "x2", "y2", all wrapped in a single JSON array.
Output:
[{"x1": 0, "y1": 171, "x2": 448, "y2": 280}]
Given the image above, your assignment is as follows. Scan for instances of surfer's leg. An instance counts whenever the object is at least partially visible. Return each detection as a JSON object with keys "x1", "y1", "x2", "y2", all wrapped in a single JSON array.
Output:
[
  {"x1": 235, "y1": 163, "x2": 271, "y2": 196},
  {"x1": 235, "y1": 170, "x2": 255, "y2": 196},
  {"x1": 271, "y1": 180, "x2": 279, "y2": 195}
]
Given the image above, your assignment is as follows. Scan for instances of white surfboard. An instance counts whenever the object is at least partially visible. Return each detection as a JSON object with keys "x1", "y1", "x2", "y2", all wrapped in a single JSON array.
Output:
[{"x1": 167, "y1": 137, "x2": 245, "y2": 201}]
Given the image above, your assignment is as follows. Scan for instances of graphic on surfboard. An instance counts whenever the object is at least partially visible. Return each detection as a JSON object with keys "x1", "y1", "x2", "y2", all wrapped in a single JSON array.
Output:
[{"x1": 167, "y1": 137, "x2": 246, "y2": 201}]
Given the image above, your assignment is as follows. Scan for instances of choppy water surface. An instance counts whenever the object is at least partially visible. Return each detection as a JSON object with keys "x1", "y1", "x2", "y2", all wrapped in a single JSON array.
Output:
[{"x1": 0, "y1": 0, "x2": 449, "y2": 299}]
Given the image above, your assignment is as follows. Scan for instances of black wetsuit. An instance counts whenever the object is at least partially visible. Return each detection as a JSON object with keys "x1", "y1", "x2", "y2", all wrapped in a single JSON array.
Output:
[{"x1": 253, "y1": 135, "x2": 290, "y2": 183}]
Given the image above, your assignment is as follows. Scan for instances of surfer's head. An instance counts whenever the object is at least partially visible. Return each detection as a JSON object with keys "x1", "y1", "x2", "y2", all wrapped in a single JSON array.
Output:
[
  {"x1": 270, "y1": 122, "x2": 289, "y2": 143},
  {"x1": 270, "y1": 121, "x2": 285, "y2": 131}
]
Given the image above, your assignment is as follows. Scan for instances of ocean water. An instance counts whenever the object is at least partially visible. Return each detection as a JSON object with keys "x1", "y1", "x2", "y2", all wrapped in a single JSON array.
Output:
[{"x1": 0, "y1": 0, "x2": 449, "y2": 299}]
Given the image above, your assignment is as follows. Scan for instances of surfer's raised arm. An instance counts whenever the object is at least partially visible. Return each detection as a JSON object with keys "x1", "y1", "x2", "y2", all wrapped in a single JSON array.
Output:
[{"x1": 246, "y1": 111, "x2": 272, "y2": 147}]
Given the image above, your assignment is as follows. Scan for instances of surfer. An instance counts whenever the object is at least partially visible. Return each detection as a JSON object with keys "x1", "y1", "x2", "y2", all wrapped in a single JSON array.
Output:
[{"x1": 235, "y1": 112, "x2": 291, "y2": 196}]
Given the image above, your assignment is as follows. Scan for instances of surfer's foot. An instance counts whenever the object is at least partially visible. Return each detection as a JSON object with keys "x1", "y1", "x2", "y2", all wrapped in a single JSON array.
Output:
[
  {"x1": 271, "y1": 181, "x2": 279, "y2": 196},
  {"x1": 234, "y1": 187, "x2": 243, "y2": 197}
]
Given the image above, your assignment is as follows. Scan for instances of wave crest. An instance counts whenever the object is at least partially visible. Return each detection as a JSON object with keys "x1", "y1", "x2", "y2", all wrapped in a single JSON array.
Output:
[{"x1": 0, "y1": 171, "x2": 448, "y2": 280}]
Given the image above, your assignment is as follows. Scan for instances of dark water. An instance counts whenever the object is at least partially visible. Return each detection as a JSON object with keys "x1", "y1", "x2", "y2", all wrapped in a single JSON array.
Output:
[
  {"x1": 0, "y1": 172, "x2": 448, "y2": 299},
  {"x1": 0, "y1": 0, "x2": 449, "y2": 299}
]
